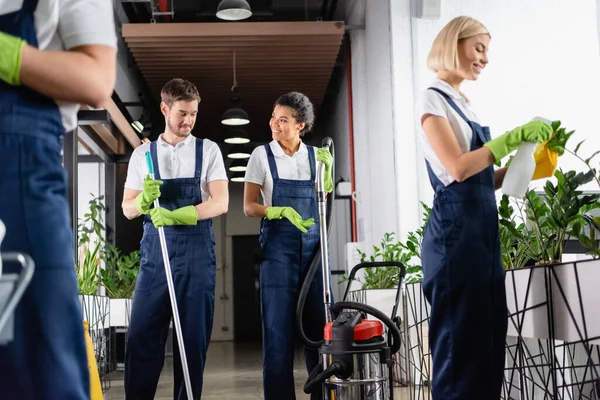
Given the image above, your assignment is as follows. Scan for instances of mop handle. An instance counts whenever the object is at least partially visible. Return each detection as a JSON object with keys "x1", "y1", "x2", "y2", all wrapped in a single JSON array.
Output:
[
  {"x1": 144, "y1": 152, "x2": 194, "y2": 400},
  {"x1": 316, "y1": 139, "x2": 333, "y2": 324}
]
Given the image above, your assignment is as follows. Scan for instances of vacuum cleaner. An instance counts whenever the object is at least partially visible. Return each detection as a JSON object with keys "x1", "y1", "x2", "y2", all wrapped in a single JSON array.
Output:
[{"x1": 296, "y1": 137, "x2": 405, "y2": 400}]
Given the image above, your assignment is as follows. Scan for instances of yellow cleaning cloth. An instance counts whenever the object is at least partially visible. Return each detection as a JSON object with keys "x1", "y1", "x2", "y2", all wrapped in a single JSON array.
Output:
[
  {"x1": 532, "y1": 141, "x2": 558, "y2": 180},
  {"x1": 84, "y1": 320, "x2": 104, "y2": 400}
]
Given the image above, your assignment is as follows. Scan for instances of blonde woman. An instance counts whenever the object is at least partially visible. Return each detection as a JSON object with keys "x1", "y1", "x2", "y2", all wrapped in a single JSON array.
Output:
[{"x1": 418, "y1": 16, "x2": 552, "y2": 399}]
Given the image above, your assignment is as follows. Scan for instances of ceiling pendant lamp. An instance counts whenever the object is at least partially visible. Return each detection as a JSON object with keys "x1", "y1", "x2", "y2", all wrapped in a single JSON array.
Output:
[
  {"x1": 228, "y1": 159, "x2": 248, "y2": 172},
  {"x1": 221, "y1": 107, "x2": 250, "y2": 126},
  {"x1": 224, "y1": 128, "x2": 250, "y2": 144},
  {"x1": 227, "y1": 144, "x2": 252, "y2": 159},
  {"x1": 216, "y1": 0, "x2": 252, "y2": 21},
  {"x1": 230, "y1": 171, "x2": 246, "y2": 183},
  {"x1": 222, "y1": 51, "x2": 250, "y2": 126}
]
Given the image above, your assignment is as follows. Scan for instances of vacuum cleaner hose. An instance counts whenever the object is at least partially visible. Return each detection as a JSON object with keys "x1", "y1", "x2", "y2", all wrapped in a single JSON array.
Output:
[
  {"x1": 303, "y1": 361, "x2": 347, "y2": 394},
  {"x1": 296, "y1": 137, "x2": 335, "y2": 349},
  {"x1": 331, "y1": 301, "x2": 402, "y2": 355}
]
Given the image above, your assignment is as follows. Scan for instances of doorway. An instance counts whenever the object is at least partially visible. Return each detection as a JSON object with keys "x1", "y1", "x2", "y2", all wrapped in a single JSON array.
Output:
[{"x1": 233, "y1": 235, "x2": 262, "y2": 342}]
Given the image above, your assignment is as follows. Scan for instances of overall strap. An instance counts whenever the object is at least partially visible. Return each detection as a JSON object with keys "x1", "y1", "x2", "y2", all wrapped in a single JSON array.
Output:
[
  {"x1": 307, "y1": 146, "x2": 316, "y2": 181},
  {"x1": 194, "y1": 138, "x2": 204, "y2": 179},
  {"x1": 264, "y1": 144, "x2": 279, "y2": 180},
  {"x1": 428, "y1": 87, "x2": 471, "y2": 126}
]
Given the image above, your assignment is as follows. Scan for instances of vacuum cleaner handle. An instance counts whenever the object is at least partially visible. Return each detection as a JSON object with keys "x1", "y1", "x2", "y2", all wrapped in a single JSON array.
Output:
[
  {"x1": 343, "y1": 261, "x2": 405, "y2": 298},
  {"x1": 342, "y1": 261, "x2": 405, "y2": 324}
]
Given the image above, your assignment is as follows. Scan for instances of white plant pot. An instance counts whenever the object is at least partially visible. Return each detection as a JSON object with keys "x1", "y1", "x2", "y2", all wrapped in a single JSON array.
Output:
[
  {"x1": 109, "y1": 298, "x2": 132, "y2": 328},
  {"x1": 550, "y1": 259, "x2": 600, "y2": 344},
  {"x1": 505, "y1": 266, "x2": 550, "y2": 340},
  {"x1": 79, "y1": 294, "x2": 109, "y2": 330},
  {"x1": 347, "y1": 288, "x2": 399, "y2": 318}
]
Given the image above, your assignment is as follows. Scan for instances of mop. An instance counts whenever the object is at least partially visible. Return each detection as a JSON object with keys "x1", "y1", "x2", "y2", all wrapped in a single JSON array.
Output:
[{"x1": 145, "y1": 152, "x2": 194, "y2": 399}]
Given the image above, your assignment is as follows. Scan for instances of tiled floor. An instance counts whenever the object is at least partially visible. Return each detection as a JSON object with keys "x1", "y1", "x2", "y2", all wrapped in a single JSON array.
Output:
[{"x1": 104, "y1": 341, "x2": 425, "y2": 399}]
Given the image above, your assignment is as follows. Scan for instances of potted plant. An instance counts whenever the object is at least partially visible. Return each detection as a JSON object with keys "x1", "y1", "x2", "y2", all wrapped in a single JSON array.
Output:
[
  {"x1": 499, "y1": 122, "x2": 600, "y2": 399},
  {"x1": 500, "y1": 122, "x2": 600, "y2": 338},
  {"x1": 100, "y1": 245, "x2": 140, "y2": 328},
  {"x1": 76, "y1": 194, "x2": 111, "y2": 378},
  {"x1": 342, "y1": 204, "x2": 430, "y2": 315},
  {"x1": 77, "y1": 194, "x2": 109, "y2": 325}
]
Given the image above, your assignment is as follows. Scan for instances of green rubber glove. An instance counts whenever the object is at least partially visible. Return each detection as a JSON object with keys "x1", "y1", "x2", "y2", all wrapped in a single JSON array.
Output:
[
  {"x1": 316, "y1": 148, "x2": 333, "y2": 193},
  {"x1": 483, "y1": 120, "x2": 553, "y2": 162},
  {"x1": 134, "y1": 176, "x2": 163, "y2": 214},
  {"x1": 265, "y1": 206, "x2": 315, "y2": 233},
  {"x1": 0, "y1": 31, "x2": 25, "y2": 86},
  {"x1": 149, "y1": 205, "x2": 198, "y2": 227}
]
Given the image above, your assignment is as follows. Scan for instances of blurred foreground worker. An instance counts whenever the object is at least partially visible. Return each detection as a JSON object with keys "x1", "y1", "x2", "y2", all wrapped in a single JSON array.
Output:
[{"x1": 0, "y1": 0, "x2": 117, "y2": 398}]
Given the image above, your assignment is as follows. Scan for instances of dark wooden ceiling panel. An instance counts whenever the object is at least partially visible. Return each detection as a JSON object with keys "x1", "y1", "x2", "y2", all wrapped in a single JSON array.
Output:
[{"x1": 122, "y1": 21, "x2": 344, "y2": 143}]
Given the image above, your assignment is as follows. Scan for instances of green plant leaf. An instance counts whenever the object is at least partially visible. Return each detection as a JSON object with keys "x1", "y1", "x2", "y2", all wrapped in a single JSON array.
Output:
[{"x1": 574, "y1": 139, "x2": 586, "y2": 154}]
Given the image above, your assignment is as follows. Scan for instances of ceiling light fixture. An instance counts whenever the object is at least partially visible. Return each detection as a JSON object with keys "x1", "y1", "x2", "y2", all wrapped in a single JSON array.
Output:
[
  {"x1": 225, "y1": 128, "x2": 250, "y2": 144},
  {"x1": 222, "y1": 51, "x2": 250, "y2": 126},
  {"x1": 228, "y1": 159, "x2": 248, "y2": 172},
  {"x1": 131, "y1": 111, "x2": 152, "y2": 137},
  {"x1": 227, "y1": 144, "x2": 252, "y2": 159},
  {"x1": 216, "y1": 0, "x2": 252, "y2": 21},
  {"x1": 230, "y1": 171, "x2": 246, "y2": 182}
]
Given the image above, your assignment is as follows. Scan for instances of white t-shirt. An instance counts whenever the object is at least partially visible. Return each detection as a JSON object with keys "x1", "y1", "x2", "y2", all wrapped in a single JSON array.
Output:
[
  {"x1": 417, "y1": 78, "x2": 481, "y2": 186},
  {"x1": 0, "y1": 0, "x2": 118, "y2": 132},
  {"x1": 244, "y1": 140, "x2": 318, "y2": 207},
  {"x1": 124, "y1": 135, "x2": 228, "y2": 203}
]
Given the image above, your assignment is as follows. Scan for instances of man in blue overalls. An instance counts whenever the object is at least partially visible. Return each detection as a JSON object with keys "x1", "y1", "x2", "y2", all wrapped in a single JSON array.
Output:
[
  {"x1": 121, "y1": 78, "x2": 229, "y2": 399},
  {"x1": 0, "y1": 1, "x2": 117, "y2": 398}
]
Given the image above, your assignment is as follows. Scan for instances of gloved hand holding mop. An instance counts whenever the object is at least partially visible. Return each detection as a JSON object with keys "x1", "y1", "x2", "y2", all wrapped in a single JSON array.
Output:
[{"x1": 134, "y1": 176, "x2": 162, "y2": 214}]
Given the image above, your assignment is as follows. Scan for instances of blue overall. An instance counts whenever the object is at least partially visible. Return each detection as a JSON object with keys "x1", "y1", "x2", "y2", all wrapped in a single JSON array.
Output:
[
  {"x1": 260, "y1": 144, "x2": 328, "y2": 400},
  {"x1": 0, "y1": 1, "x2": 90, "y2": 398},
  {"x1": 421, "y1": 87, "x2": 508, "y2": 399},
  {"x1": 125, "y1": 139, "x2": 216, "y2": 400}
]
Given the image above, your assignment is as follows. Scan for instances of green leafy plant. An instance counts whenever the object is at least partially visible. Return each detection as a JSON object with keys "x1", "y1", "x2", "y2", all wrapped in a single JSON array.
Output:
[
  {"x1": 499, "y1": 122, "x2": 600, "y2": 267},
  {"x1": 525, "y1": 170, "x2": 599, "y2": 263},
  {"x1": 76, "y1": 194, "x2": 142, "y2": 297},
  {"x1": 340, "y1": 203, "x2": 430, "y2": 289},
  {"x1": 76, "y1": 194, "x2": 105, "y2": 294},
  {"x1": 546, "y1": 120, "x2": 575, "y2": 155},
  {"x1": 100, "y1": 245, "x2": 140, "y2": 298}
]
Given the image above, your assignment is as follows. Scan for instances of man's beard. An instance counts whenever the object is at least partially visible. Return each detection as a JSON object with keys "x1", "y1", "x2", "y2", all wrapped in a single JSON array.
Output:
[{"x1": 167, "y1": 118, "x2": 192, "y2": 137}]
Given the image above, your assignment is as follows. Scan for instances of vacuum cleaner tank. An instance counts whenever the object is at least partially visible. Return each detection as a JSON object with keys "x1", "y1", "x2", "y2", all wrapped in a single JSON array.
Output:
[{"x1": 321, "y1": 311, "x2": 393, "y2": 400}]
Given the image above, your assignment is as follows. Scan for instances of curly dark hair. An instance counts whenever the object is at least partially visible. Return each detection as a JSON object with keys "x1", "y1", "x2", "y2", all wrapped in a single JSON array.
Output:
[
  {"x1": 274, "y1": 92, "x2": 315, "y2": 136},
  {"x1": 161, "y1": 78, "x2": 201, "y2": 107}
]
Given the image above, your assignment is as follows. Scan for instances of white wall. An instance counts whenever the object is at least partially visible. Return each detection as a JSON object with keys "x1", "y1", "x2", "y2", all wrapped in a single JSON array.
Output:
[
  {"x1": 322, "y1": 67, "x2": 352, "y2": 184},
  {"x1": 388, "y1": 0, "x2": 600, "y2": 240},
  {"x1": 78, "y1": 163, "x2": 104, "y2": 232},
  {"x1": 344, "y1": 0, "x2": 401, "y2": 249}
]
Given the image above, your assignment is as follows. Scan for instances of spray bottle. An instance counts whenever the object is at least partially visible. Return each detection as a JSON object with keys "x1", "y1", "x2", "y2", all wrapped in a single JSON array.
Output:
[{"x1": 501, "y1": 117, "x2": 552, "y2": 199}]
